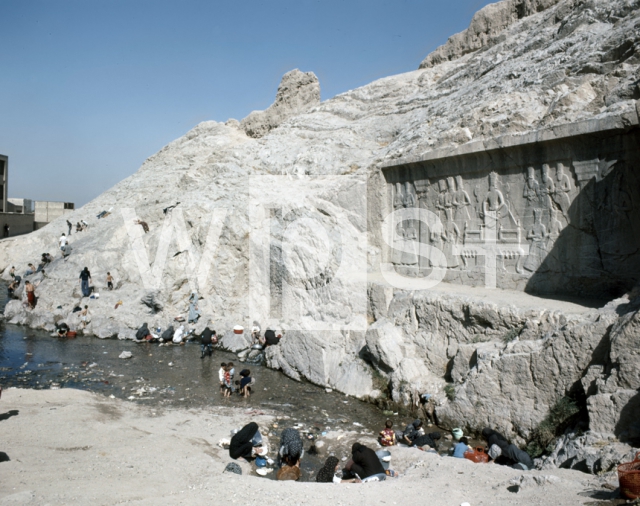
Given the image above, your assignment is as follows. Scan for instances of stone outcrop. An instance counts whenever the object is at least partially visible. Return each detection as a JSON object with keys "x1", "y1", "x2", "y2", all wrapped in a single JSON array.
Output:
[
  {"x1": 1, "y1": 0, "x2": 639, "y2": 461},
  {"x1": 584, "y1": 290, "x2": 640, "y2": 443},
  {"x1": 537, "y1": 430, "x2": 638, "y2": 473},
  {"x1": 419, "y1": 0, "x2": 562, "y2": 68},
  {"x1": 240, "y1": 69, "x2": 321, "y2": 138}
]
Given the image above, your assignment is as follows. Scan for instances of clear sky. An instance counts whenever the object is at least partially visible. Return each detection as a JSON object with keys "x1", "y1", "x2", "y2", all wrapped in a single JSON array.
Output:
[{"x1": 1, "y1": 0, "x2": 494, "y2": 207}]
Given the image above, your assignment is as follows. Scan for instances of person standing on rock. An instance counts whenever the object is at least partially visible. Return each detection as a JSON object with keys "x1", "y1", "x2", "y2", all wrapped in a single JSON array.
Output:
[
  {"x1": 80, "y1": 305, "x2": 89, "y2": 329},
  {"x1": 24, "y1": 281, "x2": 36, "y2": 309},
  {"x1": 79, "y1": 267, "x2": 92, "y2": 297},
  {"x1": 66, "y1": 220, "x2": 72, "y2": 235},
  {"x1": 106, "y1": 272, "x2": 114, "y2": 290},
  {"x1": 9, "y1": 266, "x2": 15, "y2": 279},
  {"x1": 59, "y1": 233, "x2": 68, "y2": 256}
]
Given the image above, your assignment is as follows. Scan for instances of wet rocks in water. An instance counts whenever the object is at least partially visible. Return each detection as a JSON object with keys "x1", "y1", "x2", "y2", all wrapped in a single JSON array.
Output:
[{"x1": 119, "y1": 351, "x2": 132, "y2": 359}]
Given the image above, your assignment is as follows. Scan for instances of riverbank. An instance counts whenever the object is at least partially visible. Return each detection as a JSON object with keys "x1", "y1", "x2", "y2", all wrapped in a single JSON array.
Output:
[{"x1": 0, "y1": 388, "x2": 615, "y2": 505}]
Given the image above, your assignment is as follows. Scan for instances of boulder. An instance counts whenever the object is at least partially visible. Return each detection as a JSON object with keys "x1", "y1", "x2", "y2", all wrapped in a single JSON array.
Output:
[{"x1": 240, "y1": 69, "x2": 320, "y2": 138}]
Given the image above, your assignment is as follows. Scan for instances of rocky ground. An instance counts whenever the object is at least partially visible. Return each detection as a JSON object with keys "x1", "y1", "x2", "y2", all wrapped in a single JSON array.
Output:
[{"x1": 0, "y1": 388, "x2": 626, "y2": 506}]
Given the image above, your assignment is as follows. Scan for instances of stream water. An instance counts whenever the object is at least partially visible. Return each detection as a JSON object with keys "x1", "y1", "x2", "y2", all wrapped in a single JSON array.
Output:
[{"x1": 3, "y1": 283, "x2": 457, "y2": 481}]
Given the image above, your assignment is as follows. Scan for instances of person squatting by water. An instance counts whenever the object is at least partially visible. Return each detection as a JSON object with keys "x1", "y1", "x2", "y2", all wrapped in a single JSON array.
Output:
[
  {"x1": 229, "y1": 422, "x2": 265, "y2": 461},
  {"x1": 344, "y1": 443, "x2": 386, "y2": 481},
  {"x1": 482, "y1": 427, "x2": 533, "y2": 470},
  {"x1": 236, "y1": 369, "x2": 253, "y2": 398}
]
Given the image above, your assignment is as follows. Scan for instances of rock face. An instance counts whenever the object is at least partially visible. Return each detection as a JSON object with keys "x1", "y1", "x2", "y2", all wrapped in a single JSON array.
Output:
[
  {"x1": 537, "y1": 430, "x2": 638, "y2": 473},
  {"x1": 419, "y1": 0, "x2": 562, "y2": 68},
  {"x1": 240, "y1": 69, "x2": 321, "y2": 138},
  {"x1": 1, "y1": 0, "x2": 639, "y2": 456},
  {"x1": 584, "y1": 293, "x2": 640, "y2": 444}
]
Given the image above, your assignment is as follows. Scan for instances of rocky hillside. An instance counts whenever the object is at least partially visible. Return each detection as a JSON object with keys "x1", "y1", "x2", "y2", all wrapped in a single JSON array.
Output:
[{"x1": 1, "y1": 0, "x2": 639, "y2": 458}]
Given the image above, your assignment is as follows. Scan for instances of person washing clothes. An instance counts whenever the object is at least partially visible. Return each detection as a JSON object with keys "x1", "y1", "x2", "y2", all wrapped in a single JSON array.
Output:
[
  {"x1": 452, "y1": 437, "x2": 471, "y2": 458},
  {"x1": 238, "y1": 369, "x2": 253, "y2": 397},
  {"x1": 483, "y1": 427, "x2": 533, "y2": 470}
]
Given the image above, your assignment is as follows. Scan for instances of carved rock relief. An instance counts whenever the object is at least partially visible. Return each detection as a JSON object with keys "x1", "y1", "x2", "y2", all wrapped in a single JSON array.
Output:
[{"x1": 388, "y1": 161, "x2": 578, "y2": 278}]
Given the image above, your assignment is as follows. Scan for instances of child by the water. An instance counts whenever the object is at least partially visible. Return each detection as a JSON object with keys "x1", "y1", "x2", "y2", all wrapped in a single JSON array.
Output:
[
  {"x1": 452, "y1": 437, "x2": 471, "y2": 458},
  {"x1": 238, "y1": 369, "x2": 253, "y2": 398},
  {"x1": 223, "y1": 363, "x2": 235, "y2": 398},
  {"x1": 378, "y1": 420, "x2": 396, "y2": 446},
  {"x1": 219, "y1": 362, "x2": 227, "y2": 394}
]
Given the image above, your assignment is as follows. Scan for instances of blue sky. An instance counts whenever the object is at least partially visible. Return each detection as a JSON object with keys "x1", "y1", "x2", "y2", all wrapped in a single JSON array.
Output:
[{"x1": 0, "y1": 0, "x2": 494, "y2": 207}]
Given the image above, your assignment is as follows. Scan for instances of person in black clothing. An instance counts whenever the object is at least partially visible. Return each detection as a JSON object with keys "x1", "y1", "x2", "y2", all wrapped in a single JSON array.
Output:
[
  {"x1": 483, "y1": 427, "x2": 533, "y2": 469},
  {"x1": 56, "y1": 322, "x2": 69, "y2": 337},
  {"x1": 238, "y1": 369, "x2": 253, "y2": 397},
  {"x1": 348, "y1": 443, "x2": 385, "y2": 479},
  {"x1": 160, "y1": 326, "x2": 174, "y2": 343},
  {"x1": 200, "y1": 327, "x2": 216, "y2": 358},
  {"x1": 3, "y1": 224, "x2": 9, "y2": 237},
  {"x1": 229, "y1": 422, "x2": 263, "y2": 461},
  {"x1": 482, "y1": 428, "x2": 509, "y2": 450},
  {"x1": 135, "y1": 323, "x2": 150, "y2": 341},
  {"x1": 263, "y1": 329, "x2": 281, "y2": 347},
  {"x1": 411, "y1": 431, "x2": 441, "y2": 450},
  {"x1": 401, "y1": 419, "x2": 423, "y2": 445},
  {"x1": 79, "y1": 267, "x2": 92, "y2": 297}
]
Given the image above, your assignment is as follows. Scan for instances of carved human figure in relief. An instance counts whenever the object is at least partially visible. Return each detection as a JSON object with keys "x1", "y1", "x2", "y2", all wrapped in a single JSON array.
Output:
[
  {"x1": 444, "y1": 177, "x2": 455, "y2": 212},
  {"x1": 394, "y1": 183, "x2": 404, "y2": 210},
  {"x1": 441, "y1": 207, "x2": 460, "y2": 268},
  {"x1": 453, "y1": 175, "x2": 472, "y2": 222},
  {"x1": 523, "y1": 166, "x2": 540, "y2": 206},
  {"x1": 436, "y1": 179, "x2": 447, "y2": 212},
  {"x1": 553, "y1": 162, "x2": 572, "y2": 220},
  {"x1": 403, "y1": 181, "x2": 416, "y2": 209},
  {"x1": 402, "y1": 222, "x2": 419, "y2": 266},
  {"x1": 524, "y1": 208, "x2": 548, "y2": 272},
  {"x1": 391, "y1": 222, "x2": 405, "y2": 265},
  {"x1": 540, "y1": 164, "x2": 555, "y2": 210},
  {"x1": 483, "y1": 172, "x2": 506, "y2": 219}
]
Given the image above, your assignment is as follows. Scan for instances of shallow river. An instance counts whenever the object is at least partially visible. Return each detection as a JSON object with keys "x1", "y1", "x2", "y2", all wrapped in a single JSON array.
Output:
[{"x1": 0, "y1": 309, "x2": 431, "y2": 480}]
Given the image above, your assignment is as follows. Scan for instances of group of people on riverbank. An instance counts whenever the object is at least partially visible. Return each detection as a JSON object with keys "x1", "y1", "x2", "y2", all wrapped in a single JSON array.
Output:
[
  {"x1": 378, "y1": 418, "x2": 532, "y2": 470},
  {"x1": 226, "y1": 417, "x2": 534, "y2": 483}
]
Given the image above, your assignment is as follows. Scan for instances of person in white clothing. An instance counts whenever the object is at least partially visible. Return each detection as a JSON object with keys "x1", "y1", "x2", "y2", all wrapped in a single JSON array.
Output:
[
  {"x1": 59, "y1": 233, "x2": 69, "y2": 257},
  {"x1": 172, "y1": 325, "x2": 185, "y2": 344}
]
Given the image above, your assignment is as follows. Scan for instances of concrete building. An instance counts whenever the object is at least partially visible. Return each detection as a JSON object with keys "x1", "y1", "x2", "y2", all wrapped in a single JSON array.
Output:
[
  {"x1": 0, "y1": 155, "x2": 37, "y2": 237},
  {"x1": 7, "y1": 198, "x2": 34, "y2": 214},
  {"x1": 0, "y1": 155, "x2": 7, "y2": 213},
  {"x1": 34, "y1": 201, "x2": 75, "y2": 229}
]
